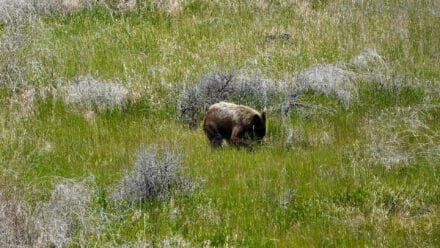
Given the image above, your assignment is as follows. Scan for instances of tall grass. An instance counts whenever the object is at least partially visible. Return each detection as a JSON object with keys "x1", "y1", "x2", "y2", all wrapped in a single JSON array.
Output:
[{"x1": 0, "y1": 0, "x2": 439, "y2": 247}]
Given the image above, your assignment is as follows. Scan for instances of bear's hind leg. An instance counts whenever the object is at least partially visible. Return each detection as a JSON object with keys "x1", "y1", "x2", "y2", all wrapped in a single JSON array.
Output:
[{"x1": 204, "y1": 123, "x2": 223, "y2": 148}]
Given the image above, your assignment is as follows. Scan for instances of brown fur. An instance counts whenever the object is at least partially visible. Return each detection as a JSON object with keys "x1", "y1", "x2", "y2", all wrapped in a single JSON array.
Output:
[{"x1": 203, "y1": 102, "x2": 266, "y2": 148}]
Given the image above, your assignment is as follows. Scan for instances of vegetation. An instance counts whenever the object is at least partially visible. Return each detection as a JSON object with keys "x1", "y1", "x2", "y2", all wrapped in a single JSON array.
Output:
[{"x1": 1, "y1": 0, "x2": 439, "y2": 247}]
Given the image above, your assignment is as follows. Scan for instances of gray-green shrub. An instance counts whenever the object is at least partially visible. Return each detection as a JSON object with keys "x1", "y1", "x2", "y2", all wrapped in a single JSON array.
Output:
[
  {"x1": 112, "y1": 146, "x2": 196, "y2": 204},
  {"x1": 61, "y1": 76, "x2": 129, "y2": 111}
]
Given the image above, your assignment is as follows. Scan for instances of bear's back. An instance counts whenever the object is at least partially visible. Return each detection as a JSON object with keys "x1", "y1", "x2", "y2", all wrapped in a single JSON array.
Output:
[{"x1": 208, "y1": 102, "x2": 259, "y2": 124}]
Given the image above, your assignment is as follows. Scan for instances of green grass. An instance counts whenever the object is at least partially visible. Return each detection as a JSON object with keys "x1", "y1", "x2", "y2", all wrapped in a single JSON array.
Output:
[{"x1": 1, "y1": 0, "x2": 440, "y2": 247}]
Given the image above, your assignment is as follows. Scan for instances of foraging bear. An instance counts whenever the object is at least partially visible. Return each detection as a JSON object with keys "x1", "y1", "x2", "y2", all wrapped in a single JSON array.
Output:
[{"x1": 203, "y1": 102, "x2": 266, "y2": 147}]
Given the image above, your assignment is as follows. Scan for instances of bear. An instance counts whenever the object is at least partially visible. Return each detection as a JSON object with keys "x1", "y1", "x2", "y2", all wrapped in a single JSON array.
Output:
[{"x1": 203, "y1": 101, "x2": 266, "y2": 148}]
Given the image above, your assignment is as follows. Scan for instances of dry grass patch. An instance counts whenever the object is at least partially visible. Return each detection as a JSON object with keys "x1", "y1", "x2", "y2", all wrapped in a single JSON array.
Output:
[
  {"x1": 348, "y1": 105, "x2": 440, "y2": 170},
  {"x1": 0, "y1": 0, "x2": 96, "y2": 25}
]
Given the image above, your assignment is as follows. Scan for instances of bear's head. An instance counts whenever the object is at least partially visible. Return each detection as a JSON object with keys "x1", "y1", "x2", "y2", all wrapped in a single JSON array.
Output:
[{"x1": 251, "y1": 112, "x2": 266, "y2": 141}]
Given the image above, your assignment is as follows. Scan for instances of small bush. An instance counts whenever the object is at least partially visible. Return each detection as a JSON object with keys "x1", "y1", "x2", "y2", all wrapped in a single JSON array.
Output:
[
  {"x1": 0, "y1": 177, "x2": 97, "y2": 248},
  {"x1": 177, "y1": 71, "x2": 283, "y2": 128},
  {"x1": 294, "y1": 64, "x2": 356, "y2": 106},
  {"x1": 61, "y1": 76, "x2": 129, "y2": 112},
  {"x1": 349, "y1": 48, "x2": 389, "y2": 73},
  {"x1": 0, "y1": 27, "x2": 33, "y2": 92},
  {"x1": 112, "y1": 146, "x2": 196, "y2": 204},
  {"x1": 177, "y1": 82, "x2": 199, "y2": 129},
  {"x1": 33, "y1": 177, "x2": 97, "y2": 247},
  {"x1": 288, "y1": 48, "x2": 395, "y2": 107}
]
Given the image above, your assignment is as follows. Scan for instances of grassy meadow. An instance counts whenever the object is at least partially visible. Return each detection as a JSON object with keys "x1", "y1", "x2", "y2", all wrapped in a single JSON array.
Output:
[{"x1": 1, "y1": 0, "x2": 439, "y2": 247}]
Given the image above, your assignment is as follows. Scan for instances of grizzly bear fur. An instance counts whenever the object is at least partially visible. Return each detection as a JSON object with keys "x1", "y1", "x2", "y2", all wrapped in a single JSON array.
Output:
[{"x1": 203, "y1": 102, "x2": 266, "y2": 147}]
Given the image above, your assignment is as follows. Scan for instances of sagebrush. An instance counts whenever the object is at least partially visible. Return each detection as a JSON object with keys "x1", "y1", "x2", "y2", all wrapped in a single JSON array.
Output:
[{"x1": 112, "y1": 146, "x2": 196, "y2": 204}]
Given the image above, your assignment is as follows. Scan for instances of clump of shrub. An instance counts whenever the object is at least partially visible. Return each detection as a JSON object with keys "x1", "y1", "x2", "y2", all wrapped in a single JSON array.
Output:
[
  {"x1": 0, "y1": 0, "x2": 96, "y2": 25},
  {"x1": 112, "y1": 146, "x2": 197, "y2": 204},
  {"x1": 291, "y1": 48, "x2": 394, "y2": 107},
  {"x1": 294, "y1": 64, "x2": 356, "y2": 106},
  {"x1": 0, "y1": 0, "x2": 35, "y2": 25},
  {"x1": 349, "y1": 48, "x2": 390, "y2": 74},
  {"x1": 0, "y1": 177, "x2": 98, "y2": 247},
  {"x1": 176, "y1": 49, "x2": 398, "y2": 129},
  {"x1": 60, "y1": 76, "x2": 129, "y2": 112},
  {"x1": 33, "y1": 177, "x2": 97, "y2": 247},
  {"x1": 0, "y1": 26, "x2": 35, "y2": 93},
  {"x1": 177, "y1": 71, "x2": 284, "y2": 128}
]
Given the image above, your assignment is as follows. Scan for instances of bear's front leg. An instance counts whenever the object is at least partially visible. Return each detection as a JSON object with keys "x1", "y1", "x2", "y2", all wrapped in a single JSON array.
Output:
[{"x1": 230, "y1": 126, "x2": 250, "y2": 147}]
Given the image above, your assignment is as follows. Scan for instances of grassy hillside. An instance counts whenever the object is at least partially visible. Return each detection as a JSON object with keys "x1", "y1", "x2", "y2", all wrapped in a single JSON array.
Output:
[{"x1": 1, "y1": 0, "x2": 439, "y2": 247}]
